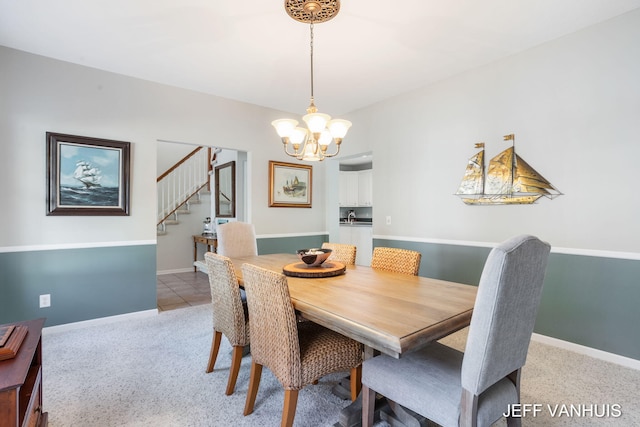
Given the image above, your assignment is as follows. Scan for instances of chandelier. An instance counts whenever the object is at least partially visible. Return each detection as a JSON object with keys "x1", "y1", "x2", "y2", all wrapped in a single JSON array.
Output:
[{"x1": 271, "y1": 0, "x2": 351, "y2": 162}]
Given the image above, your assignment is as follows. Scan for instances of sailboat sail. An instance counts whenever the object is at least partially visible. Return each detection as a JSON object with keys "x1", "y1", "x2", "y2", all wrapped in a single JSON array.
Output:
[
  {"x1": 456, "y1": 143, "x2": 484, "y2": 196},
  {"x1": 512, "y1": 154, "x2": 558, "y2": 196},
  {"x1": 455, "y1": 134, "x2": 561, "y2": 205},
  {"x1": 485, "y1": 147, "x2": 514, "y2": 195},
  {"x1": 73, "y1": 160, "x2": 102, "y2": 188}
]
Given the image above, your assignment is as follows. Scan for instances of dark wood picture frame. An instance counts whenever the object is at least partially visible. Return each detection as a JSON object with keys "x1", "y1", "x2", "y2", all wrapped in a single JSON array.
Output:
[
  {"x1": 215, "y1": 160, "x2": 236, "y2": 218},
  {"x1": 269, "y1": 160, "x2": 312, "y2": 208},
  {"x1": 46, "y1": 132, "x2": 130, "y2": 216}
]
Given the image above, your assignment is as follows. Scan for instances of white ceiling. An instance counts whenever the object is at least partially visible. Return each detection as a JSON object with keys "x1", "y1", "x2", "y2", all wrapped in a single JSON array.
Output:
[{"x1": 1, "y1": 1, "x2": 640, "y2": 116}]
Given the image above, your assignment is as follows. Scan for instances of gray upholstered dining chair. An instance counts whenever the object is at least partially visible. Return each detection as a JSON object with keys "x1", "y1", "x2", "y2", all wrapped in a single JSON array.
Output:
[
  {"x1": 204, "y1": 252, "x2": 250, "y2": 396},
  {"x1": 361, "y1": 235, "x2": 551, "y2": 427},
  {"x1": 241, "y1": 263, "x2": 363, "y2": 427},
  {"x1": 322, "y1": 242, "x2": 357, "y2": 265},
  {"x1": 216, "y1": 221, "x2": 258, "y2": 258},
  {"x1": 371, "y1": 247, "x2": 421, "y2": 276}
]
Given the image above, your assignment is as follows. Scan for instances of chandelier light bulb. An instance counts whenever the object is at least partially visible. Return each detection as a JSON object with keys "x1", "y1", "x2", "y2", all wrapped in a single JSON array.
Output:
[
  {"x1": 271, "y1": 119, "x2": 298, "y2": 138},
  {"x1": 290, "y1": 127, "x2": 308, "y2": 145},
  {"x1": 318, "y1": 130, "x2": 332, "y2": 146},
  {"x1": 303, "y1": 113, "x2": 331, "y2": 134},
  {"x1": 328, "y1": 119, "x2": 352, "y2": 139}
]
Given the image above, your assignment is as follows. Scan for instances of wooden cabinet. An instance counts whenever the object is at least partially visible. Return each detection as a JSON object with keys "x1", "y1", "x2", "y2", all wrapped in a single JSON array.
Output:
[
  {"x1": 0, "y1": 318, "x2": 47, "y2": 427},
  {"x1": 339, "y1": 225, "x2": 373, "y2": 266}
]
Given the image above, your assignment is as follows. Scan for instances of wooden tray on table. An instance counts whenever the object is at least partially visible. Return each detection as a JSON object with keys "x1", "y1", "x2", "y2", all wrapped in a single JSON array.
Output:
[
  {"x1": 283, "y1": 261, "x2": 346, "y2": 278},
  {"x1": 0, "y1": 325, "x2": 28, "y2": 361}
]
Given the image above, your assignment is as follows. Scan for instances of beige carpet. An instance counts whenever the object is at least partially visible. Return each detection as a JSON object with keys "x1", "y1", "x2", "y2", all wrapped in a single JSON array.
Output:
[{"x1": 42, "y1": 304, "x2": 639, "y2": 426}]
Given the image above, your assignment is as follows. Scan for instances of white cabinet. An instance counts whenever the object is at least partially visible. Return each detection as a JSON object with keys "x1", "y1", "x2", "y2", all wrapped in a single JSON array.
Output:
[
  {"x1": 339, "y1": 172, "x2": 359, "y2": 206},
  {"x1": 339, "y1": 170, "x2": 372, "y2": 207},
  {"x1": 357, "y1": 170, "x2": 373, "y2": 206},
  {"x1": 339, "y1": 225, "x2": 372, "y2": 266}
]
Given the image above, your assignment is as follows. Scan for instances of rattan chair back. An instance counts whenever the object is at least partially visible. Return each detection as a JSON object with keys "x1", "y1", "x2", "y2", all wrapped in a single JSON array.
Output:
[
  {"x1": 241, "y1": 263, "x2": 364, "y2": 426},
  {"x1": 204, "y1": 252, "x2": 250, "y2": 395},
  {"x1": 241, "y1": 263, "x2": 301, "y2": 387},
  {"x1": 205, "y1": 253, "x2": 249, "y2": 346},
  {"x1": 321, "y1": 242, "x2": 357, "y2": 265},
  {"x1": 371, "y1": 247, "x2": 421, "y2": 276}
]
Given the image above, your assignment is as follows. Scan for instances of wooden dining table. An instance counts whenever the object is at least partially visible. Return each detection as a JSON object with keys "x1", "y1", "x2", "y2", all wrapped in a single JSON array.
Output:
[
  {"x1": 227, "y1": 253, "x2": 478, "y2": 426},
  {"x1": 227, "y1": 253, "x2": 478, "y2": 359}
]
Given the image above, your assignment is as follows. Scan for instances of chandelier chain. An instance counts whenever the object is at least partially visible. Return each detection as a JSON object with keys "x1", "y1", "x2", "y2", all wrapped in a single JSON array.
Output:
[{"x1": 309, "y1": 19, "x2": 314, "y2": 101}]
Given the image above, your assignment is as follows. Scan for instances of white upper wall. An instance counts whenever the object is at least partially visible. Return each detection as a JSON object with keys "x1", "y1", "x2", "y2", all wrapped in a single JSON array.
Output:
[
  {"x1": 2, "y1": 8, "x2": 638, "y2": 254},
  {"x1": 0, "y1": 46, "x2": 328, "y2": 249},
  {"x1": 349, "y1": 9, "x2": 640, "y2": 254}
]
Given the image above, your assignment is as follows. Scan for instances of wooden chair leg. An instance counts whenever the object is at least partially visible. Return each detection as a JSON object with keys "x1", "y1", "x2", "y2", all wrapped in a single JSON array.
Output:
[
  {"x1": 243, "y1": 362, "x2": 263, "y2": 416},
  {"x1": 206, "y1": 331, "x2": 222, "y2": 373},
  {"x1": 350, "y1": 365, "x2": 362, "y2": 401},
  {"x1": 361, "y1": 384, "x2": 375, "y2": 427},
  {"x1": 282, "y1": 389, "x2": 299, "y2": 427},
  {"x1": 225, "y1": 345, "x2": 244, "y2": 395}
]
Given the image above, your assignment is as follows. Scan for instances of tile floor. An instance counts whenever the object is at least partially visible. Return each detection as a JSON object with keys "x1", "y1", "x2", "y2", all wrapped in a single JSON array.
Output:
[{"x1": 156, "y1": 271, "x2": 211, "y2": 311}]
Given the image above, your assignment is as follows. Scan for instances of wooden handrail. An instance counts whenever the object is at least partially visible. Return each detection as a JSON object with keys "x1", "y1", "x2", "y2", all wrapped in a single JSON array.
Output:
[
  {"x1": 157, "y1": 146, "x2": 212, "y2": 226},
  {"x1": 157, "y1": 146, "x2": 203, "y2": 182}
]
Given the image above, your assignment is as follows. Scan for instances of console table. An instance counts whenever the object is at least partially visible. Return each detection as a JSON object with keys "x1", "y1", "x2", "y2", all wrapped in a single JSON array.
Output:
[
  {"x1": 0, "y1": 318, "x2": 48, "y2": 427},
  {"x1": 193, "y1": 235, "x2": 217, "y2": 271}
]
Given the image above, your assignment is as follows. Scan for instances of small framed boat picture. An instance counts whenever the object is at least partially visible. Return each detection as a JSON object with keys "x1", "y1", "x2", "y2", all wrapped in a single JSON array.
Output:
[
  {"x1": 46, "y1": 132, "x2": 131, "y2": 216},
  {"x1": 269, "y1": 160, "x2": 312, "y2": 208}
]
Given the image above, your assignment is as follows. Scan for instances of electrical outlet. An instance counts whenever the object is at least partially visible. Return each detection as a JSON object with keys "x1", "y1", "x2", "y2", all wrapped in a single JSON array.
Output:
[
  {"x1": 39, "y1": 294, "x2": 51, "y2": 308},
  {"x1": 386, "y1": 216, "x2": 391, "y2": 225}
]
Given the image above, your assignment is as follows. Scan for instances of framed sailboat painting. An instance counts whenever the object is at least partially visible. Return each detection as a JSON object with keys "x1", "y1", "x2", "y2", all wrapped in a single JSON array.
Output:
[
  {"x1": 46, "y1": 132, "x2": 131, "y2": 216},
  {"x1": 268, "y1": 160, "x2": 312, "y2": 208}
]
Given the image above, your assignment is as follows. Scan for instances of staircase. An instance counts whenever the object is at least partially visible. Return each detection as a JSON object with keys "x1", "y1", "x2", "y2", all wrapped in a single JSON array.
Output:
[{"x1": 157, "y1": 147, "x2": 212, "y2": 235}]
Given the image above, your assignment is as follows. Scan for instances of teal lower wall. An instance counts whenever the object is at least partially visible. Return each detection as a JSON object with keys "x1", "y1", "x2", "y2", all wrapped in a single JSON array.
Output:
[
  {"x1": 4, "y1": 236, "x2": 636, "y2": 361},
  {"x1": 537, "y1": 254, "x2": 639, "y2": 360},
  {"x1": 375, "y1": 238, "x2": 640, "y2": 361},
  {"x1": 0, "y1": 244, "x2": 157, "y2": 327},
  {"x1": 257, "y1": 234, "x2": 328, "y2": 255}
]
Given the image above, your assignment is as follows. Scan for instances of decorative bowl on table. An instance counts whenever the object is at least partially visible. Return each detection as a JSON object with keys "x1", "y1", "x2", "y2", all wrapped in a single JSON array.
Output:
[{"x1": 297, "y1": 248, "x2": 332, "y2": 267}]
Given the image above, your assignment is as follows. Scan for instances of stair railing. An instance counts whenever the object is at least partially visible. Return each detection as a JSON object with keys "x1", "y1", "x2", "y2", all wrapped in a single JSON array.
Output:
[{"x1": 157, "y1": 147, "x2": 211, "y2": 227}]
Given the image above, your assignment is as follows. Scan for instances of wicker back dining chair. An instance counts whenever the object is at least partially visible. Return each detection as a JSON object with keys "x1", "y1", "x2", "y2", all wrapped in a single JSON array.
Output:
[
  {"x1": 371, "y1": 247, "x2": 422, "y2": 276},
  {"x1": 361, "y1": 235, "x2": 551, "y2": 427},
  {"x1": 321, "y1": 242, "x2": 357, "y2": 265},
  {"x1": 216, "y1": 221, "x2": 258, "y2": 258},
  {"x1": 204, "y1": 252, "x2": 250, "y2": 396},
  {"x1": 241, "y1": 263, "x2": 363, "y2": 427}
]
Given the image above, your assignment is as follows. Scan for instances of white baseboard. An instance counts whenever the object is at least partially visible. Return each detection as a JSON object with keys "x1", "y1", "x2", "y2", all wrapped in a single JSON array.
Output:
[
  {"x1": 42, "y1": 309, "x2": 158, "y2": 335},
  {"x1": 532, "y1": 333, "x2": 640, "y2": 371},
  {"x1": 157, "y1": 267, "x2": 196, "y2": 275}
]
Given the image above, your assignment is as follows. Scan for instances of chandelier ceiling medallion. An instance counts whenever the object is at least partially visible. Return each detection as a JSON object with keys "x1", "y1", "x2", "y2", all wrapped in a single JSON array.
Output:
[{"x1": 272, "y1": 0, "x2": 351, "y2": 162}]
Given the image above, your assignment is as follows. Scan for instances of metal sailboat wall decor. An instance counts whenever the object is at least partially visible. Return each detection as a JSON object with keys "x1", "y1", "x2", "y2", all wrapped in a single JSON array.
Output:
[{"x1": 455, "y1": 134, "x2": 562, "y2": 205}]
